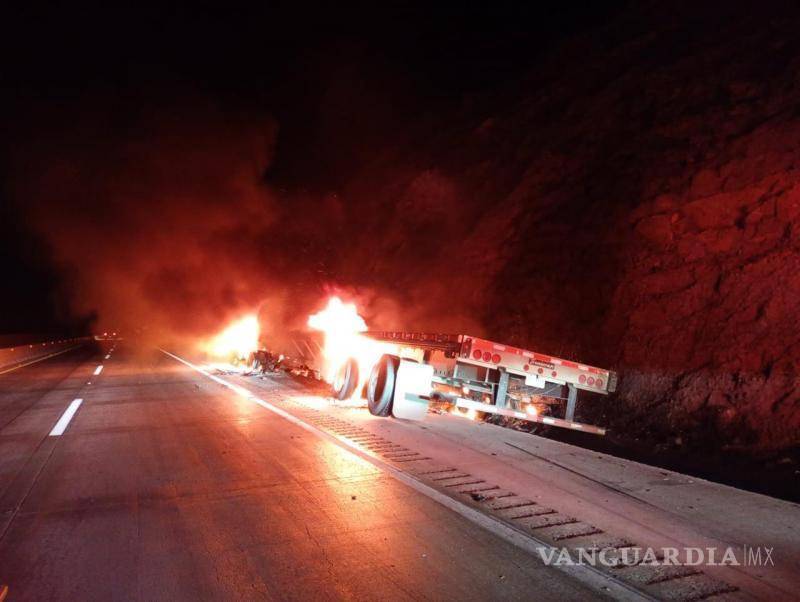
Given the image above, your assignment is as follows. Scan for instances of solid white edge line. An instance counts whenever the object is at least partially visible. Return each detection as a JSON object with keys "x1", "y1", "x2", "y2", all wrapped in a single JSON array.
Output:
[
  {"x1": 49, "y1": 398, "x2": 84, "y2": 436},
  {"x1": 161, "y1": 349, "x2": 652, "y2": 601},
  {"x1": 93, "y1": 365, "x2": 103, "y2": 375}
]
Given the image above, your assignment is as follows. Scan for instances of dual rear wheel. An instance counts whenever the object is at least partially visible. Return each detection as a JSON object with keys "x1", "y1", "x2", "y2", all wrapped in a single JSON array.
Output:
[
  {"x1": 331, "y1": 354, "x2": 400, "y2": 416},
  {"x1": 332, "y1": 358, "x2": 359, "y2": 400},
  {"x1": 367, "y1": 355, "x2": 399, "y2": 416}
]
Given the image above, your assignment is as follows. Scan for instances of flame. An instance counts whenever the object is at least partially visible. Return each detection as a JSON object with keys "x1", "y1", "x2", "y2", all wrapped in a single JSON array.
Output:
[
  {"x1": 307, "y1": 296, "x2": 387, "y2": 395},
  {"x1": 450, "y1": 406, "x2": 478, "y2": 420},
  {"x1": 308, "y1": 296, "x2": 367, "y2": 339},
  {"x1": 204, "y1": 314, "x2": 259, "y2": 359}
]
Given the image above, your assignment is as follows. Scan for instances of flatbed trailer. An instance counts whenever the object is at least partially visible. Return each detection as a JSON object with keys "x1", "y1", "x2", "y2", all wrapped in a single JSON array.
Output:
[{"x1": 331, "y1": 331, "x2": 617, "y2": 436}]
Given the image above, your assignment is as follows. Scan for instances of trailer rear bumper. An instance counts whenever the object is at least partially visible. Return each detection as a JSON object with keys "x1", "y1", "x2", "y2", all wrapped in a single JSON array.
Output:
[
  {"x1": 405, "y1": 393, "x2": 607, "y2": 436},
  {"x1": 453, "y1": 397, "x2": 606, "y2": 435}
]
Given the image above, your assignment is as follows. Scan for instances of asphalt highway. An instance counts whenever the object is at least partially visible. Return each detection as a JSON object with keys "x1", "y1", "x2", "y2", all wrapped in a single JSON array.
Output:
[{"x1": 0, "y1": 343, "x2": 604, "y2": 601}]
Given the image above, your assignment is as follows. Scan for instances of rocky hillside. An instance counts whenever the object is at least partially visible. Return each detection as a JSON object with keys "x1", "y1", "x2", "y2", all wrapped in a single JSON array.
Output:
[{"x1": 337, "y1": 4, "x2": 800, "y2": 452}]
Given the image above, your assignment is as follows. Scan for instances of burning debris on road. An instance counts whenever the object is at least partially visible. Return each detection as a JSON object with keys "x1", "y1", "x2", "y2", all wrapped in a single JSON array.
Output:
[{"x1": 201, "y1": 315, "x2": 260, "y2": 364}]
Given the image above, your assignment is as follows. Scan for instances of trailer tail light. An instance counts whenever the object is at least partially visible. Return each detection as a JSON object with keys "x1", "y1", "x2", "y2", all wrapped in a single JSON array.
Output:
[
  {"x1": 578, "y1": 373, "x2": 607, "y2": 389},
  {"x1": 482, "y1": 351, "x2": 492, "y2": 362},
  {"x1": 472, "y1": 349, "x2": 482, "y2": 360},
  {"x1": 491, "y1": 353, "x2": 501, "y2": 364}
]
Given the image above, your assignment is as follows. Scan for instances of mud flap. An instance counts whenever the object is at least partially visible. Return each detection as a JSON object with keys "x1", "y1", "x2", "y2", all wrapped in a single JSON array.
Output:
[{"x1": 391, "y1": 359, "x2": 433, "y2": 421}]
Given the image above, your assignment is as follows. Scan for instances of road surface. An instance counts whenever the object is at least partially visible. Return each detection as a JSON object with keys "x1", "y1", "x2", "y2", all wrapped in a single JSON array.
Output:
[
  {"x1": 0, "y1": 341, "x2": 797, "y2": 600},
  {"x1": 0, "y1": 342, "x2": 605, "y2": 600}
]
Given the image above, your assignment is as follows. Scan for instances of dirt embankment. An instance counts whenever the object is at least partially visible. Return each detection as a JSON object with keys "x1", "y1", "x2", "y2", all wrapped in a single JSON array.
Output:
[{"x1": 337, "y1": 5, "x2": 800, "y2": 458}]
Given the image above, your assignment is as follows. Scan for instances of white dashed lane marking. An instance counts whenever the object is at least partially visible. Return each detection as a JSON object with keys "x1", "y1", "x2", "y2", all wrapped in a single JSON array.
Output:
[{"x1": 49, "y1": 399, "x2": 84, "y2": 436}]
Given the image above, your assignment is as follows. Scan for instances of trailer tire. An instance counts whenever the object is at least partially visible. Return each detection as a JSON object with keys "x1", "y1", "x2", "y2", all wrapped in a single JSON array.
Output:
[
  {"x1": 367, "y1": 354, "x2": 399, "y2": 417},
  {"x1": 332, "y1": 358, "x2": 359, "y2": 400}
]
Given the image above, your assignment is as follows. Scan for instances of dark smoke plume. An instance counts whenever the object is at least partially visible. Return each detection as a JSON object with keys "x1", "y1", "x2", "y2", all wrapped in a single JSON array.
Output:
[
  {"x1": 10, "y1": 99, "x2": 299, "y2": 344},
  {"x1": 8, "y1": 94, "x2": 473, "y2": 349}
]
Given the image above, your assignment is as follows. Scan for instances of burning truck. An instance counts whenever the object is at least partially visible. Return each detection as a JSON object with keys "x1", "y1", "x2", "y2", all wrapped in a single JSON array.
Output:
[{"x1": 253, "y1": 297, "x2": 618, "y2": 436}]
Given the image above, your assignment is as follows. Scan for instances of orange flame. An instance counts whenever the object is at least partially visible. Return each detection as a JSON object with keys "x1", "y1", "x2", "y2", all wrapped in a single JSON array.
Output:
[
  {"x1": 307, "y1": 297, "x2": 367, "y2": 339},
  {"x1": 451, "y1": 407, "x2": 478, "y2": 420},
  {"x1": 307, "y1": 296, "x2": 387, "y2": 395},
  {"x1": 204, "y1": 314, "x2": 259, "y2": 359}
]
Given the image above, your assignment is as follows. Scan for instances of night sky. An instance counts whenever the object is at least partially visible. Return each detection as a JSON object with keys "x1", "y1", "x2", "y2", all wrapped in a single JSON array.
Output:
[{"x1": 1, "y1": 1, "x2": 627, "y2": 334}]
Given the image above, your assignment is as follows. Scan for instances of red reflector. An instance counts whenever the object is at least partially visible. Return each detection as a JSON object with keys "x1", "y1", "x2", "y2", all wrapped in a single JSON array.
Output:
[
  {"x1": 596, "y1": 378, "x2": 603, "y2": 388},
  {"x1": 482, "y1": 351, "x2": 492, "y2": 362},
  {"x1": 587, "y1": 376, "x2": 595, "y2": 386},
  {"x1": 491, "y1": 353, "x2": 501, "y2": 364},
  {"x1": 551, "y1": 371, "x2": 557, "y2": 377},
  {"x1": 579, "y1": 374, "x2": 586, "y2": 384},
  {"x1": 472, "y1": 349, "x2": 482, "y2": 360},
  {"x1": 538, "y1": 368, "x2": 543, "y2": 374},
  {"x1": 523, "y1": 364, "x2": 529, "y2": 371}
]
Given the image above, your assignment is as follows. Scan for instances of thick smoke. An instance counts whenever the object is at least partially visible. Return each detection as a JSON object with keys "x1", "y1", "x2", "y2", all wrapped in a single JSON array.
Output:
[
  {"x1": 9, "y1": 97, "x2": 485, "y2": 348},
  {"x1": 11, "y1": 99, "x2": 301, "y2": 345}
]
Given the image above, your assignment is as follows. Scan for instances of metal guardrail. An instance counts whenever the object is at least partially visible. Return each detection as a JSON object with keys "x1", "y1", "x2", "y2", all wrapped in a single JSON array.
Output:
[{"x1": 0, "y1": 337, "x2": 90, "y2": 373}]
